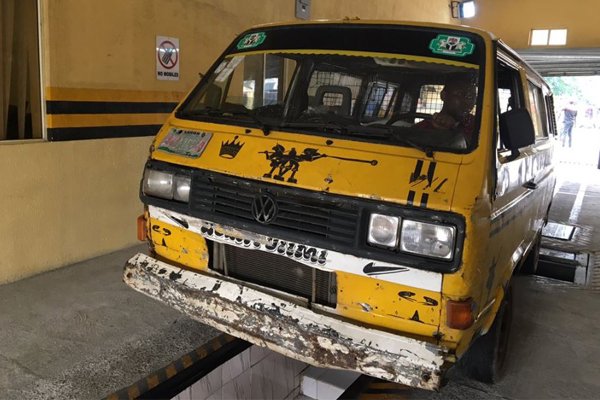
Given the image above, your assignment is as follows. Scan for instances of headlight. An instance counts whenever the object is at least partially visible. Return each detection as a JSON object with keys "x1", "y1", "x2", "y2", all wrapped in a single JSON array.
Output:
[
  {"x1": 367, "y1": 214, "x2": 400, "y2": 248},
  {"x1": 143, "y1": 169, "x2": 173, "y2": 199},
  {"x1": 142, "y1": 168, "x2": 191, "y2": 203},
  {"x1": 174, "y1": 175, "x2": 191, "y2": 202},
  {"x1": 400, "y1": 220, "x2": 456, "y2": 260}
]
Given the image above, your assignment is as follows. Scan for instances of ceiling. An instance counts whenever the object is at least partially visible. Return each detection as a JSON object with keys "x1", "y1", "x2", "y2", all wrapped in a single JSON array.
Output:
[{"x1": 517, "y1": 48, "x2": 600, "y2": 77}]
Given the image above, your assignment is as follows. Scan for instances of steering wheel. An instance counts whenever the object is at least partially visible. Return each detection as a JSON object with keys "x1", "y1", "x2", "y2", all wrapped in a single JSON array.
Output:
[{"x1": 386, "y1": 112, "x2": 432, "y2": 126}]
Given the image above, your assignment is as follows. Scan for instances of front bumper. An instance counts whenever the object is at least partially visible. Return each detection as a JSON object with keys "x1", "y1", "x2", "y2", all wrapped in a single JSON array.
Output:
[{"x1": 124, "y1": 253, "x2": 449, "y2": 390}]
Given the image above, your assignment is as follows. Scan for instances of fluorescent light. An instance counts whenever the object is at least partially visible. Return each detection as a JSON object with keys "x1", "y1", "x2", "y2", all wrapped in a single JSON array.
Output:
[
  {"x1": 460, "y1": 1, "x2": 476, "y2": 18},
  {"x1": 531, "y1": 29, "x2": 549, "y2": 46},
  {"x1": 549, "y1": 29, "x2": 567, "y2": 45}
]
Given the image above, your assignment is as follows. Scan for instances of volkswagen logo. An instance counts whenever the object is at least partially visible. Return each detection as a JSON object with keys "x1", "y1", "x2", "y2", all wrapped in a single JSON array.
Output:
[{"x1": 251, "y1": 193, "x2": 278, "y2": 224}]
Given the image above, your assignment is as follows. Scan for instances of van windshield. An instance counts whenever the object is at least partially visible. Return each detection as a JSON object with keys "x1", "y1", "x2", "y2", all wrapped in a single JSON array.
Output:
[{"x1": 178, "y1": 26, "x2": 484, "y2": 152}]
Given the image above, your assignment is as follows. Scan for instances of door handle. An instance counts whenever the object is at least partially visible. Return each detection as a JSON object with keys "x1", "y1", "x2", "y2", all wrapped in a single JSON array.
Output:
[{"x1": 523, "y1": 180, "x2": 537, "y2": 190}]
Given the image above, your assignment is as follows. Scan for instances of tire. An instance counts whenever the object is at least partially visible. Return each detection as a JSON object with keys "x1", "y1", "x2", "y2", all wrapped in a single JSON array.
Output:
[
  {"x1": 459, "y1": 286, "x2": 513, "y2": 383},
  {"x1": 520, "y1": 233, "x2": 541, "y2": 275}
]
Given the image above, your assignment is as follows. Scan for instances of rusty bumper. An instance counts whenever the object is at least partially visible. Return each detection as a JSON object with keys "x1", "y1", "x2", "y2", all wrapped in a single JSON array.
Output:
[{"x1": 124, "y1": 253, "x2": 448, "y2": 390}]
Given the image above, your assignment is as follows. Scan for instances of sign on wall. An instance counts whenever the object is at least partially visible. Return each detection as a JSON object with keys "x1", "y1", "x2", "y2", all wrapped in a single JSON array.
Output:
[{"x1": 156, "y1": 36, "x2": 180, "y2": 80}]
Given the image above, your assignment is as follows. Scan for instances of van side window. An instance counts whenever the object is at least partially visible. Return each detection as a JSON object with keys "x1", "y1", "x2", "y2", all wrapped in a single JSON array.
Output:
[
  {"x1": 496, "y1": 61, "x2": 523, "y2": 152},
  {"x1": 545, "y1": 94, "x2": 557, "y2": 136},
  {"x1": 527, "y1": 81, "x2": 548, "y2": 139}
]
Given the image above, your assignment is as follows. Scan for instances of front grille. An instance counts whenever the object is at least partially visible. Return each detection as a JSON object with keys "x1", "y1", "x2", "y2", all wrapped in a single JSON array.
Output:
[
  {"x1": 190, "y1": 173, "x2": 359, "y2": 245},
  {"x1": 143, "y1": 161, "x2": 466, "y2": 273},
  {"x1": 214, "y1": 244, "x2": 337, "y2": 308}
]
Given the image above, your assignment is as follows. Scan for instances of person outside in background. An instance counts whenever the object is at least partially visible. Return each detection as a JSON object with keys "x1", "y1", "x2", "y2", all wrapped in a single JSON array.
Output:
[
  {"x1": 415, "y1": 77, "x2": 477, "y2": 145},
  {"x1": 559, "y1": 100, "x2": 578, "y2": 148}
]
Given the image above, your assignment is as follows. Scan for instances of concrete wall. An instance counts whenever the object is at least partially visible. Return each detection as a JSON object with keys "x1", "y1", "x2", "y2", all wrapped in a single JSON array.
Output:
[
  {"x1": 466, "y1": 0, "x2": 600, "y2": 49},
  {"x1": 0, "y1": 0, "x2": 453, "y2": 284}
]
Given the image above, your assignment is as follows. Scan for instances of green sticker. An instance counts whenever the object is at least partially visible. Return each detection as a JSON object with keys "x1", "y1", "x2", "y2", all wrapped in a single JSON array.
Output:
[
  {"x1": 237, "y1": 32, "x2": 267, "y2": 50},
  {"x1": 429, "y1": 35, "x2": 475, "y2": 57}
]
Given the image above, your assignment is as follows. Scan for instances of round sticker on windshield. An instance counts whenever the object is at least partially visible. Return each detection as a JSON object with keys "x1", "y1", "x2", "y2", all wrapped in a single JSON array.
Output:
[
  {"x1": 429, "y1": 34, "x2": 475, "y2": 57},
  {"x1": 237, "y1": 32, "x2": 267, "y2": 50}
]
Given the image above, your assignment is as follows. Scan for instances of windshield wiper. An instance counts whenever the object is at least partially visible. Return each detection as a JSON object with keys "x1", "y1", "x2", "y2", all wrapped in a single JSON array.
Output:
[
  {"x1": 282, "y1": 119, "x2": 349, "y2": 135},
  {"x1": 177, "y1": 107, "x2": 271, "y2": 135},
  {"x1": 225, "y1": 110, "x2": 271, "y2": 135},
  {"x1": 354, "y1": 125, "x2": 435, "y2": 158},
  {"x1": 282, "y1": 121, "x2": 433, "y2": 157}
]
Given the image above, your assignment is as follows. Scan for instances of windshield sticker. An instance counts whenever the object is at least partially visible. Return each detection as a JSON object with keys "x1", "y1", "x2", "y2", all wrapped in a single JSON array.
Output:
[
  {"x1": 429, "y1": 35, "x2": 475, "y2": 57},
  {"x1": 260, "y1": 144, "x2": 378, "y2": 184},
  {"x1": 219, "y1": 136, "x2": 244, "y2": 159},
  {"x1": 157, "y1": 128, "x2": 212, "y2": 158},
  {"x1": 215, "y1": 56, "x2": 243, "y2": 82},
  {"x1": 237, "y1": 32, "x2": 267, "y2": 50}
]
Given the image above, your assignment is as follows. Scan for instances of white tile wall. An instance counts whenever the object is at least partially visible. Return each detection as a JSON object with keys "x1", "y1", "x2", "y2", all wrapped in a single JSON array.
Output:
[
  {"x1": 174, "y1": 345, "x2": 309, "y2": 400},
  {"x1": 300, "y1": 366, "x2": 360, "y2": 399}
]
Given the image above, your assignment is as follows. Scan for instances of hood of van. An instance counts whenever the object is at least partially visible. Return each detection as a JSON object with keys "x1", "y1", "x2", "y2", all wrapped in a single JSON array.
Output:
[{"x1": 151, "y1": 122, "x2": 462, "y2": 211}]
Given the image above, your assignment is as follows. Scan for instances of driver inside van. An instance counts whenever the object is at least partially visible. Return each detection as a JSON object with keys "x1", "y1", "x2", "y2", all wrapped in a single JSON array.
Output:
[{"x1": 416, "y1": 76, "x2": 477, "y2": 144}]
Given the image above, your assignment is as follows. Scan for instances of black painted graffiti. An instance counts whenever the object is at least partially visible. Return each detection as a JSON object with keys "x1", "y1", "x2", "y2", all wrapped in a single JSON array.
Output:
[
  {"x1": 220, "y1": 136, "x2": 244, "y2": 159},
  {"x1": 398, "y1": 291, "x2": 439, "y2": 306},
  {"x1": 410, "y1": 310, "x2": 423, "y2": 323},
  {"x1": 407, "y1": 160, "x2": 448, "y2": 207},
  {"x1": 363, "y1": 262, "x2": 409, "y2": 276},
  {"x1": 407, "y1": 159, "x2": 448, "y2": 207},
  {"x1": 168, "y1": 214, "x2": 189, "y2": 229},
  {"x1": 260, "y1": 144, "x2": 377, "y2": 184},
  {"x1": 152, "y1": 225, "x2": 172, "y2": 236},
  {"x1": 199, "y1": 224, "x2": 328, "y2": 265}
]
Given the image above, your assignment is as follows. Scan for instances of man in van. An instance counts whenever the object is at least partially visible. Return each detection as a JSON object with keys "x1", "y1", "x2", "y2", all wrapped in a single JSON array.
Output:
[{"x1": 416, "y1": 76, "x2": 477, "y2": 144}]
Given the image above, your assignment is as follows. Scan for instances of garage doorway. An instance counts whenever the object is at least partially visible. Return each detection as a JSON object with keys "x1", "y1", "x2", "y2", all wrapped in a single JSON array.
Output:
[{"x1": 546, "y1": 76, "x2": 600, "y2": 170}]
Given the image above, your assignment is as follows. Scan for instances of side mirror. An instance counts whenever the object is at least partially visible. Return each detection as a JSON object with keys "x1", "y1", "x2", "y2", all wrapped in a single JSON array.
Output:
[{"x1": 499, "y1": 108, "x2": 535, "y2": 154}]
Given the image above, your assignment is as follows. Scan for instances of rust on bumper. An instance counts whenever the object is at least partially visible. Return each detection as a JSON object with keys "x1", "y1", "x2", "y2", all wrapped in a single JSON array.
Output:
[{"x1": 123, "y1": 253, "x2": 448, "y2": 390}]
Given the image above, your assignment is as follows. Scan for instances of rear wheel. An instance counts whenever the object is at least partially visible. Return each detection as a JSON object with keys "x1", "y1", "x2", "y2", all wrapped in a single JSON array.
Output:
[{"x1": 460, "y1": 286, "x2": 513, "y2": 383}]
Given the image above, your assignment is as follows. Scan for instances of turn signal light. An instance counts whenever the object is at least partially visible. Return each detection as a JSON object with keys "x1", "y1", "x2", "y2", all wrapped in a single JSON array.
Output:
[
  {"x1": 137, "y1": 214, "x2": 147, "y2": 241},
  {"x1": 446, "y1": 299, "x2": 474, "y2": 329}
]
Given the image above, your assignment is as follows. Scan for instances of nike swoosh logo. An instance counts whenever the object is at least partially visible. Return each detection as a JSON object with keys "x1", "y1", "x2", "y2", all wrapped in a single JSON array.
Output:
[{"x1": 363, "y1": 262, "x2": 409, "y2": 275}]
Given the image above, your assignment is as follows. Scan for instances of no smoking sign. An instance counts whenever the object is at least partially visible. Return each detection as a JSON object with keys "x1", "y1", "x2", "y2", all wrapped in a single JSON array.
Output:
[{"x1": 156, "y1": 36, "x2": 179, "y2": 80}]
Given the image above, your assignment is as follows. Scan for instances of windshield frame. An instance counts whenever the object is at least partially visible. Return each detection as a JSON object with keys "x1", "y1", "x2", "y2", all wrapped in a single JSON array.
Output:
[{"x1": 176, "y1": 23, "x2": 487, "y2": 154}]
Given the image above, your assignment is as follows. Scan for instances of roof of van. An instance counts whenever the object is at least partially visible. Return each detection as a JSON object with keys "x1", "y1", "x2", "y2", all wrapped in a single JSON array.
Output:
[{"x1": 244, "y1": 19, "x2": 498, "y2": 41}]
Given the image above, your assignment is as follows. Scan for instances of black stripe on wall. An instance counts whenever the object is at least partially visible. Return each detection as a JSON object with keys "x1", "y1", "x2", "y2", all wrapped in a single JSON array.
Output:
[
  {"x1": 46, "y1": 100, "x2": 178, "y2": 115},
  {"x1": 48, "y1": 125, "x2": 161, "y2": 141}
]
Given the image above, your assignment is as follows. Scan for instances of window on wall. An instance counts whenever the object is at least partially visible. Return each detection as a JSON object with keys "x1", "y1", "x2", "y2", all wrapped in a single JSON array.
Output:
[
  {"x1": 0, "y1": 0, "x2": 42, "y2": 141},
  {"x1": 530, "y1": 29, "x2": 568, "y2": 46}
]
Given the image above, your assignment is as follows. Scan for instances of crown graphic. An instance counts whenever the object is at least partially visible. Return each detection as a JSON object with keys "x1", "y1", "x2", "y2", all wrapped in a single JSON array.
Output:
[{"x1": 219, "y1": 136, "x2": 244, "y2": 159}]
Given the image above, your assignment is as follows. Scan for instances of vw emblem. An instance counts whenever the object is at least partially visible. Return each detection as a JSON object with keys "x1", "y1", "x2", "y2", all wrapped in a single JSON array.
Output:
[{"x1": 251, "y1": 193, "x2": 278, "y2": 224}]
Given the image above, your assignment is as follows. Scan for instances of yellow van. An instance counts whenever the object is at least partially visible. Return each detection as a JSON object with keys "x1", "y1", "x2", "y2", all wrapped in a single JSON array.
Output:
[{"x1": 124, "y1": 20, "x2": 556, "y2": 390}]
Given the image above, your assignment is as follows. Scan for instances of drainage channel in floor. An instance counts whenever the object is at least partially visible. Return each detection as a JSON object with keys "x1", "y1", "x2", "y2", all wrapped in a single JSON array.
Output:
[{"x1": 539, "y1": 222, "x2": 591, "y2": 284}]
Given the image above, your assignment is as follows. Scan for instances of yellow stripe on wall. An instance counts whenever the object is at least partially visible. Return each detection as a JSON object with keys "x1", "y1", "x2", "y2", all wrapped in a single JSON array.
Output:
[
  {"x1": 46, "y1": 87, "x2": 187, "y2": 103},
  {"x1": 47, "y1": 113, "x2": 171, "y2": 128}
]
